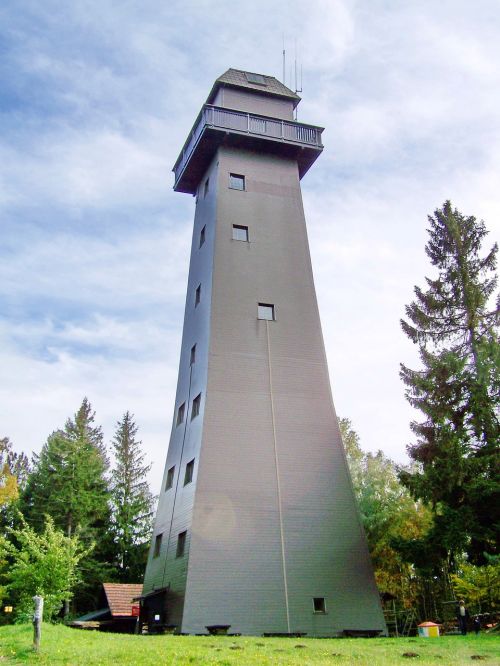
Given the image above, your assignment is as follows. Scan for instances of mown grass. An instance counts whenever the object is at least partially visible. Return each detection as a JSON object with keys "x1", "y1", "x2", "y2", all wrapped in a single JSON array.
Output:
[{"x1": 0, "y1": 623, "x2": 499, "y2": 665}]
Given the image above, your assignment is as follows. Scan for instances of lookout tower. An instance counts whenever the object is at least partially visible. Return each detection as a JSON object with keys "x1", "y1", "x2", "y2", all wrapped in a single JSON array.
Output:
[{"x1": 141, "y1": 69, "x2": 386, "y2": 637}]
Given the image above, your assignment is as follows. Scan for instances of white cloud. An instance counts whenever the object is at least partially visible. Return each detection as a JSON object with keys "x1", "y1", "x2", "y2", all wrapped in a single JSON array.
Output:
[{"x1": 1, "y1": 0, "x2": 499, "y2": 493}]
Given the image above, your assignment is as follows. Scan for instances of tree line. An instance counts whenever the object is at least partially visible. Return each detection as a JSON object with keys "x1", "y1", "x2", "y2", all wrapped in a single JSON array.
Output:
[
  {"x1": 343, "y1": 201, "x2": 499, "y2": 623},
  {"x1": 0, "y1": 402, "x2": 155, "y2": 621}
]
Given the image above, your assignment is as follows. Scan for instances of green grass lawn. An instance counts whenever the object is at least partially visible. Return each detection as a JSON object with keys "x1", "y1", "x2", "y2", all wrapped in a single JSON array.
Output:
[{"x1": 0, "y1": 624, "x2": 499, "y2": 665}]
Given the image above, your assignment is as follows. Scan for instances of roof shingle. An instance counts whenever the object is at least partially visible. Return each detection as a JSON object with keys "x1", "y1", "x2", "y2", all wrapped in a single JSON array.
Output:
[{"x1": 103, "y1": 583, "x2": 142, "y2": 617}]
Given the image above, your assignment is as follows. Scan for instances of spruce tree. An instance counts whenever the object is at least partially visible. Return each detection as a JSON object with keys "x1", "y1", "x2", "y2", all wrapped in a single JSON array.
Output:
[
  {"x1": 20, "y1": 398, "x2": 112, "y2": 612},
  {"x1": 400, "y1": 201, "x2": 499, "y2": 565},
  {"x1": 109, "y1": 412, "x2": 154, "y2": 582}
]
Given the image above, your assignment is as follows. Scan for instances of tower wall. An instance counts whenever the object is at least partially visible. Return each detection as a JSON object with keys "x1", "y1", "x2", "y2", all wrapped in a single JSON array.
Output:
[
  {"x1": 212, "y1": 86, "x2": 294, "y2": 119},
  {"x1": 179, "y1": 146, "x2": 384, "y2": 635}
]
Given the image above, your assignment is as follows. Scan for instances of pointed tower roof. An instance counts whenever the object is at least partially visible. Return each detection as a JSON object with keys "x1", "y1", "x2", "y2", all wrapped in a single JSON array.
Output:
[{"x1": 206, "y1": 68, "x2": 301, "y2": 108}]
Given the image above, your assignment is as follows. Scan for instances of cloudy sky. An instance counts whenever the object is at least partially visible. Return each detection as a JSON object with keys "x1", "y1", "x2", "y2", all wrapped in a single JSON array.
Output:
[{"x1": 2, "y1": 0, "x2": 499, "y2": 493}]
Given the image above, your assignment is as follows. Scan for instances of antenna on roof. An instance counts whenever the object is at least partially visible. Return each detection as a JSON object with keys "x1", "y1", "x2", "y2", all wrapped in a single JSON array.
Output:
[
  {"x1": 282, "y1": 34, "x2": 286, "y2": 85},
  {"x1": 294, "y1": 38, "x2": 303, "y2": 120}
]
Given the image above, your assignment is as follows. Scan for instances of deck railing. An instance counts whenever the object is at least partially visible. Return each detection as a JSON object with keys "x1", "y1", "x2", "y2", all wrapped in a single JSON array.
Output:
[{"x1": 174, "y1": 105, "x2": 323, "y2": 185}]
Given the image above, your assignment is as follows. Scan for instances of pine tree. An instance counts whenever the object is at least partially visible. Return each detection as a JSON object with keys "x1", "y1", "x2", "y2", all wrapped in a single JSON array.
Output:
[
  {"x1": 400, "y1": 201, "x2": 499, "y2": 565},
  {"x1": 20, "y1": 398, "x2": 112, "y2": 612},
  {"x1": 21, "y1": 399, "x2": 109, "y2": 538},
  {"x1": 109, "y1": 412, "x2": 154, "y2": 582}
]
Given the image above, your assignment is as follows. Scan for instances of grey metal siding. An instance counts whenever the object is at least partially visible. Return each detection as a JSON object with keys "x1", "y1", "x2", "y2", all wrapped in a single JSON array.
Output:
[
  {"x1": 179, "y1": 146, "x2": 385, "y2": 635},
  {"x1": 142, "y1": 155, "x2": 219, "y2": 625}
]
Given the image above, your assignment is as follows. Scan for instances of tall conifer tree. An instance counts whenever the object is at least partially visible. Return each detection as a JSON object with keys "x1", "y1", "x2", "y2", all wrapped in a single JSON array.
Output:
[
  {"x1": 20, "y1": 398, "x2": 112, "y2": 612},
  {"x1": 109, "y1": 412, "x2": 154, "y2": 582},
  {"x1": 400, "y1": 201, "x2": 499, "y2": 565}
]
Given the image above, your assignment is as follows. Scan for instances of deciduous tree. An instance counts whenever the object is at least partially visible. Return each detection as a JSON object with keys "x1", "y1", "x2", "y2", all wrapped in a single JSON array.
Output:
[
  {"x1": 0, "y1": 515, "x2": 91, "y2": 621},
  {"x1": 340, "y1": 418, "x2": 431, "y2": 607}
]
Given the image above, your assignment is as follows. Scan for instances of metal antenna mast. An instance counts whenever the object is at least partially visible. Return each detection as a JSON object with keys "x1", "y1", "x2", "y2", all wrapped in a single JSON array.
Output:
[{"x1": 282, "y1": 34, "x2": 286, "y2": 85}]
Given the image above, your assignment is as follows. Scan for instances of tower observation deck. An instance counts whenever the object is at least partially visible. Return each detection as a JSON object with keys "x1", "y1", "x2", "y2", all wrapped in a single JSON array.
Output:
[{"x1": 141, "y1": 68, "x2": 387, "y2": 637}]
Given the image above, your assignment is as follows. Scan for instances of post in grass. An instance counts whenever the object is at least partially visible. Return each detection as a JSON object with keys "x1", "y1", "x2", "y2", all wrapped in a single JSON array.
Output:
[{"x1": 32, "y1": 595, "x2": 43, "y2": 652}]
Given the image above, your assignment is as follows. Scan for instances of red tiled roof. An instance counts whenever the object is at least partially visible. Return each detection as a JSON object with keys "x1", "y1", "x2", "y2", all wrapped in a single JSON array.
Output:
[{"x1": 102, "y1": 583, "x2": 142, "y2": 617}]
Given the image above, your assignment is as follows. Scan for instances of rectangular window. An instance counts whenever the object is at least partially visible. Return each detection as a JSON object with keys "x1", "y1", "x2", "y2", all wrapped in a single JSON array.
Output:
[
  {"x1": 176, "y1": 531, "x2": 187, "y2": 558},
  {"x1": 313, "y1": 597, "x2": 326, "y2": 614},
  {"x1": 176, "y1": 402, "x2": 185, "y2": 426},
  {"x1": 190, "y1": 344, "x2": 196, "y2": 365},
  {"x1": 195, "y1": 284, "x2": 201, "y2": 306},
  {"x1": 245, "y1": 72, "x2": 267, "y2": 86},
  {"x1": 199, "y1": 225, "x2": 206, "y2": 248},
  {"x1": 184, "y1": 458, "x2": 195, "y2": 485},
  {"x1": 232, "y1": 224, "x2": 249, "y2": 242},
  {"x1": 229, "y1": 173, "x2": 245, "y2": 191},
  {"x1": 165, "y1": 465, "x2": 175, "y2": 490},
  {"x1": 204, "y1": 178, "x2": 209, "y2": 197},
  {"x1": 191, "y1": 393, "x2": 201, "y2": 419},
  {"x1": 153, "y1": 533, "x2": 162, "y2": 558},
  {"x1": 258, "y1": 303, "x2": 275, "y2": 321}
]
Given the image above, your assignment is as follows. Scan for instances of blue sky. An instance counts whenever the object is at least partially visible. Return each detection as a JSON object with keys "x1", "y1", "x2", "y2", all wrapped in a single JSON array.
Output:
[{"x1": 1, "y1": 0, "x2": 499, "y2": 493}]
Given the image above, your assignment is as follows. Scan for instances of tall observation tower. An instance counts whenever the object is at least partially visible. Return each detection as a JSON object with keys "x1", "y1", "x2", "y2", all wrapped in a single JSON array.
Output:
[{"x1": 141, "y1": 69, "x2": 386, "y2": 637}]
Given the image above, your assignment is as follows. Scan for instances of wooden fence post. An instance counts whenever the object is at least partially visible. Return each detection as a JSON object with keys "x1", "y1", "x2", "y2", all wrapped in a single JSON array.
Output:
[{"x1": 32, "y1": 595, "x2": 43, "y2": 652}]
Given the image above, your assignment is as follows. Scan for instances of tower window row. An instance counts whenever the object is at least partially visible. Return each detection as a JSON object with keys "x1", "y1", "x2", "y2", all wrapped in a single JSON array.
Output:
[
  {"x1": 176, "y1": 393, "x2": 202, "y2": 426},
  {"x1": 152, "y1": 530, "x2": 188, "y2": 560},
  {"x1": 164, "y1": 457, "x2": 196, "y2": 492}
]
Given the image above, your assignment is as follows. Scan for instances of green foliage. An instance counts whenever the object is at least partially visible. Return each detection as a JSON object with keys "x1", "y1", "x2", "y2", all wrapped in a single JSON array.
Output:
[
  {"x1": 0, "y1": 515, "x2": 92, "y2": 621},
  {"x1": 340, "y1": 418, "x2": 432, "y2": 606},
  {"x1": 109, "y1": 412, "x2": 154, "y2": 582},
  {"x1": 21, "y1": 399, "x2": 109, "y2": 538},
  {"x1": 19, "y1": 399, "x2": 113, "y2": 612},
  {"x1": 400, "y1": 201, "x2": 499, "y2": 564},
  {"x1": 451, "y1": 560, "x2": 500, "y2": 611}
]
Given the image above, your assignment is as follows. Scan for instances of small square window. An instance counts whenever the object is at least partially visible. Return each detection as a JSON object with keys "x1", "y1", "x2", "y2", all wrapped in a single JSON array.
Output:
[
  {"x1": 191, "y1": 393, "x2": 201, "y2": 419},
  {"x1": 184, "y1": 459, "x2": 195, "y2": 486},
  {"x1": 176, "y1": 402, "x2": 185, "y2": 426},
  {"x1": 153, "y1": 533, "x2": 162, "y2": 558},
  {"x1": 176, "y1": 531, "x2": 187, "y2": 558},
  {"x1": 313, "y1": 597, "x2": 326, "y2": 614},
  {"x1": 204, "y1": 178, "x2": 209, "y2": 197},
  {"x1": 165, "y1": 465, "x2": 175, "y2": 490},
  {"x1": 232, "y1": 225, "x2": 249, "y2": 242},
  {"x1": 258, "y1": 303, "x2": 275, "y2": 321},
  {"x1": 199, "y1": 225, "x2": 206, "y2": 248},
  {"x1": 190, "y1": 344, "x2": 196, "y2": 365},
  {"x1": 229, "y1": 173, "x2": 245, "y2": 191},
  {"x1": 195, "y1": 284, "x2": 201, "y2": 307}
]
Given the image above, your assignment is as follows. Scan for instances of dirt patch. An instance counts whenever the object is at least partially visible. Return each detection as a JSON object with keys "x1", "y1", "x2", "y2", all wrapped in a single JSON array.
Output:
[{"x1": 402, "y1": 652, "x2": 420, "y2": 658}]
